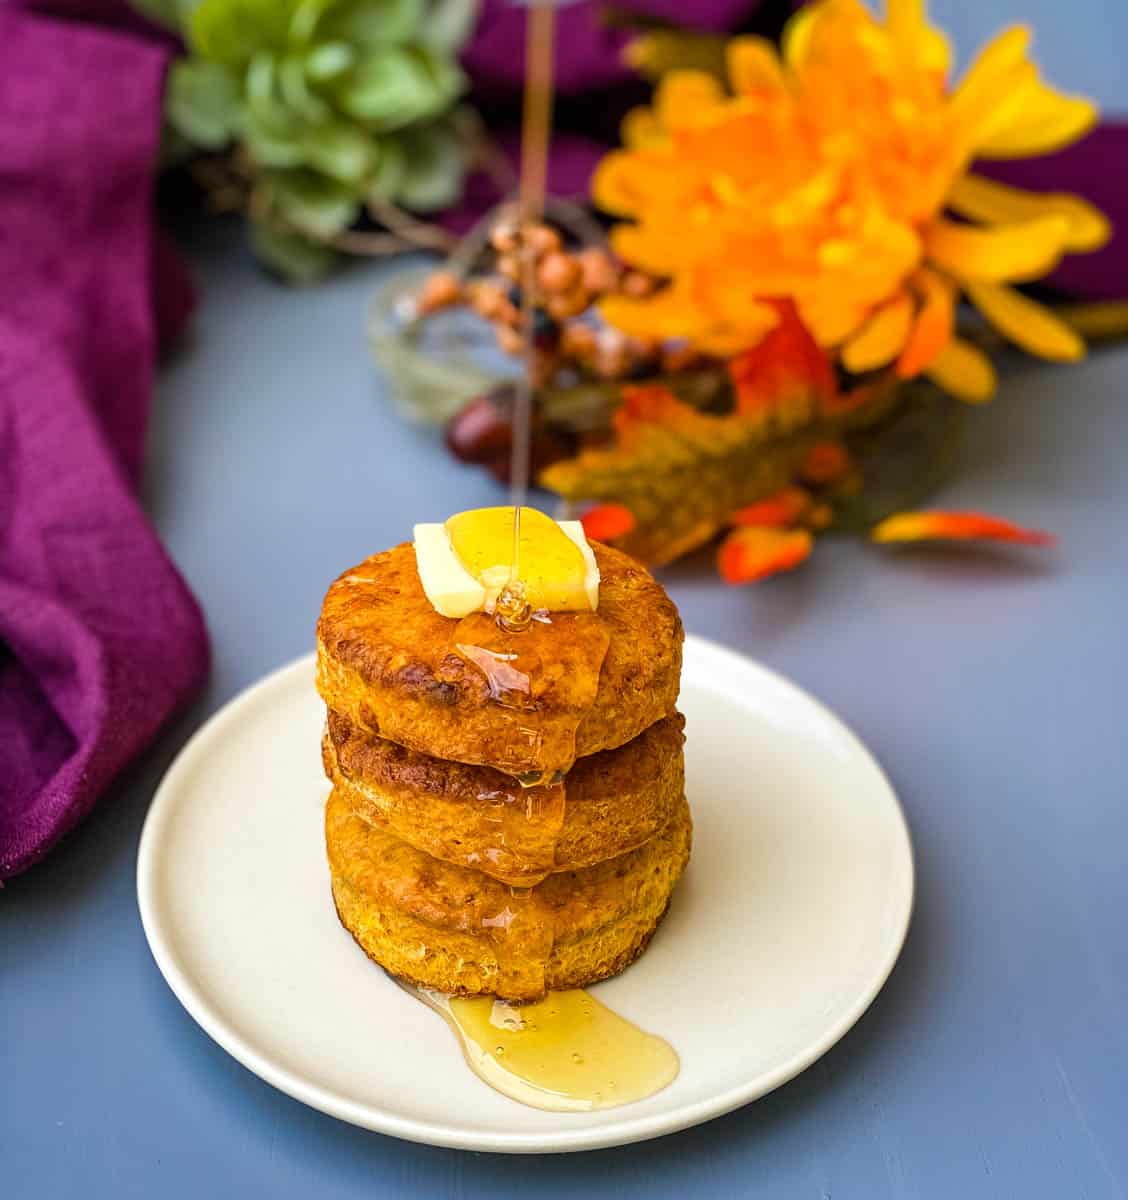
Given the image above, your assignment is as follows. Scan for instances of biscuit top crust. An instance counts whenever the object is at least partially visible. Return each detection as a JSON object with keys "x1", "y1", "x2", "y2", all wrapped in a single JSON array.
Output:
[{"x1": 316, "y1": 541, "x2": 682, "y2": 775}]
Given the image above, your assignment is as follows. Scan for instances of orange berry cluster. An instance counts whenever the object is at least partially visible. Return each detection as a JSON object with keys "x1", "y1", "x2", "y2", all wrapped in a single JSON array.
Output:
[{"x1": 412, "y1": 221, "x2": 703, "y2": 387}]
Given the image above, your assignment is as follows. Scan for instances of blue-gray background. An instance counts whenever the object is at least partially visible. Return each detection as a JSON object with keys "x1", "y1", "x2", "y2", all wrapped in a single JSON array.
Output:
[{"x1": 3, "y1": 3, "x2": 1127, "y2": 1196}]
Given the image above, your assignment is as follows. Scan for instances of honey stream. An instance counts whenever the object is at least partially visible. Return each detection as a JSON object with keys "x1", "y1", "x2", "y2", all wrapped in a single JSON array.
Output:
[
  {"x1": 498, "y1": 0, "x2": 555, "y2": 620},
  {"x1": 398, "y1": 2, "x2": 679, "y2": 1112}
]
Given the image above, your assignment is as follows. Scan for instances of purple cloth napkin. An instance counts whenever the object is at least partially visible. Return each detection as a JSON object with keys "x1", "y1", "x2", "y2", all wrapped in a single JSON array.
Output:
[
  {"x1": 0, "y1": 7, "x2": 209, "y2": 880},
  {"x1": 463, "y1": 0, "x2": 765, "y2": 95}
]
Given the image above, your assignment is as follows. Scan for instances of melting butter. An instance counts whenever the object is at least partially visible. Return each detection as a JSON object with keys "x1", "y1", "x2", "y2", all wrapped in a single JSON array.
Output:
[
  {"x1": 403, "y1": 984, "x2": 679, "y2": 1112},
  {"x1": 414, "y1": 508, "x2": 599, "y2": 619}
]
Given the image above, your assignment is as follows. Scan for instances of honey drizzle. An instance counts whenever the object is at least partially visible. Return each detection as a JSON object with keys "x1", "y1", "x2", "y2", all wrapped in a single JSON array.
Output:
[
  {"x1": 451, "y1": 1, "x2": 591, "y2": 1018},
  {"x1": 450, "y1": 611, "x2": 608, "y2": 780},
  {"x1": 473, "y1": 778, "x2": 566, "y2": 887},
  {"x1": 499, "y1": 1, "x2": 556, "y2": 616},
  {"x1": 452, "y1": 607, "x2": 608, "y2": 992},
  {"x1": 401, "y1": 983, "x2": 680, "y2": 1113},
  {"x1": 481, "y1": 882, "x2": 553, "y2": 999}
]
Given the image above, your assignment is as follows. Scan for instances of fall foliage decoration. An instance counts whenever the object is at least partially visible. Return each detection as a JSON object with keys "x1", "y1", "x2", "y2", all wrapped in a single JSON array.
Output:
[{"x1": 395, "y1": 0, "x2": 1113, "y2": 586}]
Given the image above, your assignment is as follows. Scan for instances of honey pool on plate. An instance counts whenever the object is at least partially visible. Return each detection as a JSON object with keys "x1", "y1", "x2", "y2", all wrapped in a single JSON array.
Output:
[{"x1": 404, "y1": 983, "x2": 679, "y2": 1112}]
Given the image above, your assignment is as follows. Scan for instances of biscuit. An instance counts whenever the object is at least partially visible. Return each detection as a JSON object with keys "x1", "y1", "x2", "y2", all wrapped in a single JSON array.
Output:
[
  {"x1": 323, "y1": 710, "x2": 685, "y2": 886},
  {"x1": 326, "y1": 788, "x2": 692, "y2": 1001},
  {"x1": 316, "y1": 542, "x2": 682, "y2": 777}
]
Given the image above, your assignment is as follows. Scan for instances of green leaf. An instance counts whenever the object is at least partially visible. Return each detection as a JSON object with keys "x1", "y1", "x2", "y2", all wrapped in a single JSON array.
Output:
[
  {"x1": 246, "y1": 51, "x2": 295, "y2": 130},
  {"x1": 262, "y1": 170, "x2": 360, "y2": 238},
  {"x1": 394, "y1": 119, "x2": 464, "y2": 211},
  {"x1": 337, "y1": 46, "x2": 461, "y2": 131},
  {"x1": 305, "y1": 40, "x2": 356, "y2": 81},
  {"x1": 278, "y1": 54, "x2": 330, "y2": 121},
  {"x1": 319, "y1": 0, "x2": 425, "y2": 48},
  {"x1": 301, "y1": 119, "x2": 376, "y2": 182},
  {"x1": 419, "y1": 45, "x2": 465, "y2": 102},
  {"x1": 369, "y1": 136, "x2": 405, "y2": 199},
  {"x1": 243, "y1": 109, "x2": 307, "y2": 167},
  {"x1": 189, "y1": 0, "x2": 292, "y2": 68},
  {"x1": 288, "y1": 0, "x2": 333, "y2": 44},
  {"x1": 419, "y1": 0, "x2": 477, "y2": 54},
  {"x1": 166, "y1": 59, "x2": 241, "y2": 148},
  {"x1": 251, "y1": 221, "x2": 339, "y2": 283},
  {"x1": 335, "y1": 47, "x2": 430, "y2": 128}
]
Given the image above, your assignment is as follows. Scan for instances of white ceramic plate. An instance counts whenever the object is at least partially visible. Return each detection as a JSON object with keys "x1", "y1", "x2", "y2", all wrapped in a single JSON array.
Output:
[{"x1": 137, "y1": 636, "x2": 913, "y2": 1153}]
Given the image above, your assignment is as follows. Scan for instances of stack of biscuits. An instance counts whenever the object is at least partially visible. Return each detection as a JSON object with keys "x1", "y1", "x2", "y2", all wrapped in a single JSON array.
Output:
[{"x1": 316, "y1": 538, "x2": 690, "y2": 1001}]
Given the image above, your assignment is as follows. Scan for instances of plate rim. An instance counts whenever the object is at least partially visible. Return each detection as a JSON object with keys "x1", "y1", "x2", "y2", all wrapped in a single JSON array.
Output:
[{"x1": 137, "y1": 634, "x2": 914, "y2": 1154}]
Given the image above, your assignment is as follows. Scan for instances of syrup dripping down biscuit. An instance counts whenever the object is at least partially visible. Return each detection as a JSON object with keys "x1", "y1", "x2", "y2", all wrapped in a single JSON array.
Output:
[{"x1": 323, "y1": 711, "x2": 685, "y2": 886}]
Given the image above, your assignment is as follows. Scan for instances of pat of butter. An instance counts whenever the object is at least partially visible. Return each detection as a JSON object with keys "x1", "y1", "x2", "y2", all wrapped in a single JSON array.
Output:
[{"x1": 413, "y1": 507, "x2": 599, "y2": 619}]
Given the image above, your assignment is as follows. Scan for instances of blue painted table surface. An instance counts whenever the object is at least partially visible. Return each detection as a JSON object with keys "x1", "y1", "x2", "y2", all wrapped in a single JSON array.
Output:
[{"x1": 4, "y1": 6, "x2": 1128, "y2": 1194}]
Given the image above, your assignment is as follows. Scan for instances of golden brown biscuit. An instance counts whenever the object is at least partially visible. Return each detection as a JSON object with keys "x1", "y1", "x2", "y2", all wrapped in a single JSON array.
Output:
[
  {"x1": 326, "y1": 788, "x2": 692, "y2": 1001},
  {"x1": 323, "y1": 711, "x2": 685, "y2": 887},
  {"x1": 316, "y1": 542, "x2": 682, "y2": 778}
]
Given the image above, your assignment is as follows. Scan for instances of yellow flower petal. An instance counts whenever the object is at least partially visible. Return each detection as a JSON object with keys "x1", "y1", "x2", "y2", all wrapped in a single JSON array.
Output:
[
  {"x1": 949, "y1": 27, "x2": 1043, "y2": 147},
  {"x1": 591, "y1": 151, "x2": 671, "y2": 216},
  {"x1": 598, "y1": 278, "x2": 778, "y2": 351},
  {"x1": 727, "y1": 36, "x2": 787, "y2": 95},
  {"x1": 964, "y1": 281, "x2": 1085, "y2": 362},
  {"x1": 947, "y1": 175, "x2": 1110, "y2": 253},
  {"x1": 841, "y1": 293, "x2": 915, "y2": 372},
  {"x1": 920, "y1": 28, "x2": 951, "y2": 77},
  {"x1": 886, "y1": 0, "x2": 951, "y2": 77},
  {"x1": 597, "y1": 292, "x2": 684, "y2": 341},
  {"x1": 886, "y1": 0, "x2": 924, "y2": 46},
  {"x1": 897, "y1": 267, "x2": 955, "y2": 377},
  {"x1": 925, "y1": 215, "x2": 1071, "y2": 283},
  {"x1": 620, "y1": 106, "x2": 665, "y2": 150},
  {"x1": 790, "y1": 291, "x2": 865, "y2": 348},
  {"x1": 623, "y1": 32, "x2": 729, "y2": 84},
  {"x1": 976, "y1": 85, "x2": 1098, "y2": 158},
  {"x1": 782, "y1": 4, "x2": 818, "y2": 71},
  {"x1": 951, "y1": 24, "x2": 1031, "y2": 114},
  {"x1": 924, "y1": 336, "x2": 997, "y2": 402},
  {"x1": 655, "y1": 70, "x2": 726, "y2": 131},
  {"x1": 961, "y1": 62, "x2": 1041, "y2": 147},
  {"x1": 609, "y1": 221, "x2": 713, "y2": 274}
]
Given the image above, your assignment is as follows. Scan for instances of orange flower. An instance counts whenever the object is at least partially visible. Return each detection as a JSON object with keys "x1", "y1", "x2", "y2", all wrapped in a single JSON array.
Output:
[{"x1": 595, "y1": 0, "x2": 1108, "y2": 401}]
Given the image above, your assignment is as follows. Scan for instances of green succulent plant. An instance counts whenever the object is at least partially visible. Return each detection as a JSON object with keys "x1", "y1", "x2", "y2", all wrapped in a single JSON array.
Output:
[{"x1": 143, "y1": 0, "x2": 476, "y2": 280}]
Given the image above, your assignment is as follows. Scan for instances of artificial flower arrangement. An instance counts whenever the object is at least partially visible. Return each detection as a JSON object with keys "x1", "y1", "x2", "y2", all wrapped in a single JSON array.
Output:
[
  {"x1": 397, "y1": 0, "x2": 1116, "y2": 583},
  {"x1": 139, "y1": 0, "x2": 478, "y2": 281}
]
